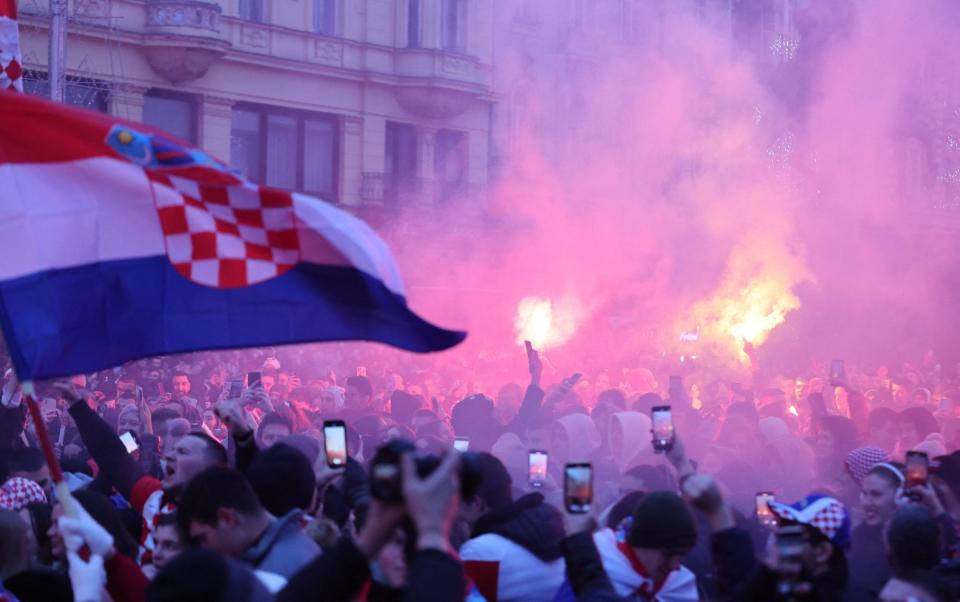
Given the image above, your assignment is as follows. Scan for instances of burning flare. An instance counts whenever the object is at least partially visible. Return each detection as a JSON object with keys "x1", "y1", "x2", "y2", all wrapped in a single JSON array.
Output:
[{"x1": 514, "y1": 296, "x2": 581, "y2": 350}]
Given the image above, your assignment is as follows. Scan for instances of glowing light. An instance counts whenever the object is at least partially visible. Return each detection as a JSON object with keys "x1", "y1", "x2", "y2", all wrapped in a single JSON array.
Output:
[
  {"x1": 514, "y1": 296, "x2": 581, "y2": 350},
  {"x1": 788, "y1": 405, "x2": 799, "y2": 417}
]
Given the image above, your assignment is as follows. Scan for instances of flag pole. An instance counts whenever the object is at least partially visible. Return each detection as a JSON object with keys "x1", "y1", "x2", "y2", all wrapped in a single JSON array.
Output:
[{"x1": 20, "y1": 380, "x2": 79, "y2": 517}]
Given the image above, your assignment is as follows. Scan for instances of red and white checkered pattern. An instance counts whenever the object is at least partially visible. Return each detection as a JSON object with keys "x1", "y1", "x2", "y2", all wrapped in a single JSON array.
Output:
[
  {"x1": 844, "y1": 446, "x2": 889, "y2": 484},
  {"x1": 149, "y1": 172, "x2": 301, "y2": 288},
  {"x1": 0, "y1": 477, "x2": 47, "y2": 511},
  {"x1": 0, "y1": 6, "x2": 24, "y2": 93},
  {"x1": 769, "y1": 496, "x2": 847, "y2": 542}
]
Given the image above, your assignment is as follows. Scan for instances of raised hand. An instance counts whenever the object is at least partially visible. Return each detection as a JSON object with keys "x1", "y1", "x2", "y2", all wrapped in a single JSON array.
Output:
[{"x1": 525, "y1": 341, "x2": 543, "y2": 387}]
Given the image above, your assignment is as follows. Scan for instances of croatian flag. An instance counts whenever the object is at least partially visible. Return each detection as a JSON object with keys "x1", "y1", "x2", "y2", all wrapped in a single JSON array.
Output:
[
  {"x1": 0, "y1": 91, "x2": 465, "y2": 381},
  {"x1": 0, "y1": 0, "x2": 23, "y2": 92}
]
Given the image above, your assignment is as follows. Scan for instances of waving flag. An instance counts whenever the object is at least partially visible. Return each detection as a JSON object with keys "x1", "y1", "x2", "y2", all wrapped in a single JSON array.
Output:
[
  {"x1": 0, "y1": 91, "x2": 465, "y2": 380},
  {"x1": 0, "y1": 0, "x2": 23, "y2": 92}
]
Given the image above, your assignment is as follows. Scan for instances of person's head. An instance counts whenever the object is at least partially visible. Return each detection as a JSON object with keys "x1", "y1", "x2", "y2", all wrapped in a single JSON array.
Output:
[
  {"x1": 886, "y1": 505, "x2": 941, "y2": 573},
  {"x1": 606, "y1": 491, "x2": 645, "y2": 530},
  {"x1": 622, "y1": 465, "x2": 675, "y2": 496},
  {"x1": 415, "y1": 419, "x2": 455, "y2": 446},
  {"x1": 117, "y1": 404, "x2": 142, "y2": 435},
  {"x1": 898, "y1": 407, "x2": 940, "y2": 452},
  {"x1": 255, "y1": 413, "x2": 293, "y2": 449},
  {"x1": 10, "y1": 448, "x2": 52, "y2": 500},
  {"x1": 860, "y1": 463, "x2": 904, "y2": 526},
  {"x1": 202, "y1": 409, "x2": 221, "y2": 432},
  {"x1": 523, "y1": 410, "x2": 555, "y2": 452},
  {"x1": 375, "y1": 528, "x2": 409, "y2": 589},
  {"x1": 154, "y1": 512, "x2": 183, "y2": 571},
  {"x1": 344, "y1": 375, "x2": 373, "y2": 410},
  {"x1": 815, "y1": 415, "x2": 858, "y2": 473},
  {"x1": 0, "y1": 509, "x2": 29, "y2": 580},
  {"x1": 389, "y1": 391, "x2": 424, "y2": 426},
  {"x1": 410, "y1": 409, "x2": 438, "y2": 432},
  {"x1": 461, "y1": 453, "x2": 512, "y2": 525},
  {"x1": 259, "y1": 370, "x2": 277, "y2": 393},
  {"x1": 245, "y1": 443, "x2": 316, "y2": 517},
  {"x1": 768, "y1": 495, "x2": 852, "y2": 577},
  {"x1": 206, "y1": 367, "x2": 225, "y2": 389},
  {"x1": 495, "y1": 383, "x2": 523, "y2": 424},
  {"x1": 163, "y1": 433, "x2": 228, "y2": 494},
  {"x1": 177, "y1": 467, "x2": 268, "y2": 558},
  {"x1": 626, "y1": 491, "x2": 697, "y2": 583},
  {"x1": 171, "y1": 372, "x2": 191, "y2": 399},
  {"x1": 868, "y1": 407, "x2": 900, "y2": 452},
  {"x1": 147, "y1": 548, "x2": 273, "y2": 602}
]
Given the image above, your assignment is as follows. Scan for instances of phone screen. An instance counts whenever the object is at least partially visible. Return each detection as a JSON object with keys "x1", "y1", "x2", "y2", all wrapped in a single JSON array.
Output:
[
  {"x1": 529, "y1": 450, "x2": 548, "y2": 487},
  {"x1": 228, "y1": 379, "x2": 243, "y2": 399},
  {"x1": 248, "y1": 371, "x2": 262, "y2": 389},
  {"x1": 119, "y1": 431, "x2": 139, "y2": 454},
  {"x1": 564, "y1": 463, "x2": 593, "y2": 513},
  {"x1": 830, "y1": 360, "x2": 845, "y2": 383},
  {"x1": 905, "y1": 451, "x2": 929, "y2": 487},
  {"x1": 756, "y1": 492, "x2": 776, "y2": 525},
  {"x1": 454, "y1": 437, "x2": 470, "y2": 452},
  {"x1": 651, "y1": 406, "x2": 674, "y2": 451},
  {"x1": 324, "y1": 421, "x2": 347, "y2": 468}
]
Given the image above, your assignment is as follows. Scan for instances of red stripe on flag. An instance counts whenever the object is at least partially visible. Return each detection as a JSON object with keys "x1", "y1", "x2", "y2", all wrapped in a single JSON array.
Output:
[{"x1": 0, "y1": 0, "x2": 17, "y2": 20}]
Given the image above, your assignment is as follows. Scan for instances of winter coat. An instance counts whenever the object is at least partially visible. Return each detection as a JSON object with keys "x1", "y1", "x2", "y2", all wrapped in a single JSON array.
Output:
[
  {"x1": 461, "y1": 492, "x2": 566, "y2": 601},
  {"x1": 243, "y1": 509, "x2": 320, "y2": 579}
]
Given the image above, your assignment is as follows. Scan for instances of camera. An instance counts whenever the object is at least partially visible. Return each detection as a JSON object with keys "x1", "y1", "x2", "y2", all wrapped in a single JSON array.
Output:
[{"x1": 369, "y1": 440, "x2": 481, "y2": 504}]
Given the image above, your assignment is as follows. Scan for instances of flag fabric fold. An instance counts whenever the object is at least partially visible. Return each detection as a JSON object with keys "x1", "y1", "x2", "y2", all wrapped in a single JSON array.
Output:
[{"x1": 0, "y1": 91, "x2": 465, "y2": 380}]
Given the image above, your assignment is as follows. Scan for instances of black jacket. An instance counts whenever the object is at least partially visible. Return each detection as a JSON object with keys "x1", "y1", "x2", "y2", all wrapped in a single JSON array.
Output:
[
  {"x1": 471, "y1": 492, "x2": 565, "y2": 561},
  {"x1": 712, "y1": 528, "x2": 873, "y2": 602},
  {"x1": 277, "y1": 536, "x2": 465, "y2": 602},
  {"x1": 848, "y1": 522, "x2": 889, "y2": 597}
]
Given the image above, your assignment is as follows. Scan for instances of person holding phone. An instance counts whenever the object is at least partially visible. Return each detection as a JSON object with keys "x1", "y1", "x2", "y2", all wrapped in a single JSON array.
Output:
[{"x1": 849, "y1": 462, "x2": 904, "y2": 596}]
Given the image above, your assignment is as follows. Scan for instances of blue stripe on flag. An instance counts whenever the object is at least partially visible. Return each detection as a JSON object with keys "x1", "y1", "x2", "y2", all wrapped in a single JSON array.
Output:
[{"x1": 0, "y1": 256, "x2": 465, "y2": 380}]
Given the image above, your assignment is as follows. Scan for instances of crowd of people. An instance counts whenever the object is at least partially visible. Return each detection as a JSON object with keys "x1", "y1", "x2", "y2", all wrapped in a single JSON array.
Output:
[{"x1": 0, "y1": 341, "x2": 959, "y2": 601}]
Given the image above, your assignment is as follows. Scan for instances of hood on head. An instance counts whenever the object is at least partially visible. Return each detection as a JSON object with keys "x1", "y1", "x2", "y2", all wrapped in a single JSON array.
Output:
[
  {"x1": 609, "y1": 412, "x2": 651, "y2": 471},
  {"x1": 556, "y1": 414, "x2": 601, "y2": 461}
]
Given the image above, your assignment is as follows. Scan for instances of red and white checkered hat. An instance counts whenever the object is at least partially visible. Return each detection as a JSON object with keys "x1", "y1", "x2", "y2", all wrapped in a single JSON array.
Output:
[
  {"x1": 768, "y1": 494, "x2": 851, "y2": 549},
  {"x1": 845, "y1": 447, "x2": 889, "y2": 484},
  {"x1": 0, "y1": 477, "x2": 48, "y2": 511},
  {"x1": 149, "y1": 172, "x2": 300, "y2": 288}
]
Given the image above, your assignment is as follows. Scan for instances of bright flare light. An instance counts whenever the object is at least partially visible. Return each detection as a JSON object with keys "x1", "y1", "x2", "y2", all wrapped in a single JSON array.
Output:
[
  {"x1": 788, "y1": 404, "x2": 799, "y2": 417},
  {"x1": 514, "y1": 296, "x2": 581, "y2": 350}
]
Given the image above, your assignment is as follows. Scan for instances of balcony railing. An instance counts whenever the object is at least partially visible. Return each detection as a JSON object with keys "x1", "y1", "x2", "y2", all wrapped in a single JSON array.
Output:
[{"x1": 361, "y1": 172, "x2": 483, "y2": 205}]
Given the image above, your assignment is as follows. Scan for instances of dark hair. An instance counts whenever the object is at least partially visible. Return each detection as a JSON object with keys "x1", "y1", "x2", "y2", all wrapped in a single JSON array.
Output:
[
  {"x1": 172, "y1": 371, "x2": 190, "y2": 381},
  {"x1": 345, "y1": 375, "x2": 373, "y2": 398},
  {"x1": 174, "y1": 433, "x2": 226, "y2": 467},
  {"x1": 887, "y1": 506, "x2": 941, "y2": 572},
  {"x1": 72, "y1": 490, "x2": 139, "y2": 561},
  {"x1": 474, "y1": 453, "x2": 512, "y2": 511},
  {"x1": 390, "y1": 391, "x2": 423, "y2": 426},
  {"x1": 147, "y1": 548, "x2": 269, "y2": 602},
  {"x1": 889, "y1": 569, "x2": 956, "y2": 602},
  {"x1": 597, "y1": 389, "x2": 627, "y2": 411},
  {"x1": 412, "y1": 409, "x2": 438, "y2": 423},
  {"x1": 255, "y1": 413, "x2": 292, "y2": 442},
  {"x1": 151, "y1": 408, "x2": 181, "y2": 429},
  {"x1": 156, "y1": 512, "x2": 179, "y2": 528},
  {"x1": 817, "y1": 416, "x2": 859, "y2": 456},
  {"x1": 899, "y1": 407, "x2": 941, "y2": 439},
  {"x1": 416, "y1": 420, "x2": 451, "y2": 440},
  {"x1": 177, "y1": 468, "x2": 263, "y2": 532},
  {"x1": 867, "y1": 462, "x2": 905, "y2": 489},
  {"x1": 726, "y1": 402, "x2": 759, "y2": 424},
  {"x1": 246, "y1": 444, "x2": 316, "y2": 517},
  {"x1": 11, "y1": 448, "x2": 45, "y2": 473}
]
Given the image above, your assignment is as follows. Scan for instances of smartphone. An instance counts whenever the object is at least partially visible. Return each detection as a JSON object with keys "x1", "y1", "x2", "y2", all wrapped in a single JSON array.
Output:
[
  {"x1": 565, "y1": 373, "x2": 583, "y2": 387},
  {"x1": 830, "y1": 360, "x2": 845, "y2": 386},
  {"x1": 564, "y1": 463, "x2": 593, "y2": 514},
  {"x1": 454, "y1": 437, "x2": 470, "y2": 452},
  {"x1": 324, "y1": 420, "x2": 348, "y2": 468},
  {"x1": 756, "y1": 492, "x2": 776, "y2": 526},
  {"x1": 905, "y1": 450, "x2": 929, "y2": 488},
  {"x1": 136, "y1": 385, "x2": 143, "y2": 403},
  {"x1": 651, "y1": 405, "x2": 674, "y2": 452},
  {"x1": 529, "y1": 450, "x2": 548, "y2": 487},
  {"x1": 248, "y1": 371, "x2": 262, "y2": 389},
  {"x1": 119, "y1": 431, "x2": 139, "y2": 454},
  {"x1": 228, "y1": 378, "x2": 243, "y2": 399}
]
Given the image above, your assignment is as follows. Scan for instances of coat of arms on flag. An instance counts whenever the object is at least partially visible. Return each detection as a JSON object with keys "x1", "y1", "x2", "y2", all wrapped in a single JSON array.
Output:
[{"x1": 0, "y1": 0, "x2": 23, "y2": 92}]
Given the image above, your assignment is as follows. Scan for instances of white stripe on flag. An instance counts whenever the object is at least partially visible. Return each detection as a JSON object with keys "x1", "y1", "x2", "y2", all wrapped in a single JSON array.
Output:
[{"x1": 0, "y1": 157, "x2": 166, "y2": 280}]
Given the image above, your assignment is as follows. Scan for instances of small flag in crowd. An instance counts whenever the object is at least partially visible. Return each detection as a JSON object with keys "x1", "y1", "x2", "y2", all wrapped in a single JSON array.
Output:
[
  {"x1": 0, "y1": 0, "x2": 23, "y2": 92},
  {"x1": 0, "y1": 91, "x2": 465, "y2": 381}
]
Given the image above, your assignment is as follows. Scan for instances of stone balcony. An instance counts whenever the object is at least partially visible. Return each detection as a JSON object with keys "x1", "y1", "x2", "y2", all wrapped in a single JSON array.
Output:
[
  {"x1": 142, "y1": 0, "x2": 230, "y2": 83},
  {"x1": 392, "y1": 49, "x2": 489, "y2": 119}
]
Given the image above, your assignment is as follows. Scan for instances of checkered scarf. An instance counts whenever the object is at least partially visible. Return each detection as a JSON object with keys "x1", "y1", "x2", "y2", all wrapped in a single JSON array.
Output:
[{"x1": 0, "y1": 477, "x2": 47, "y2": 511}]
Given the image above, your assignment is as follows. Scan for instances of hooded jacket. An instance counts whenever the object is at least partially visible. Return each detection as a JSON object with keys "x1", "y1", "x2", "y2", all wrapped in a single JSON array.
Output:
[
  {"x1": 461, "y1": 492, "x2": 567, "y2": 602},
  {"x1": 608, "y1": 412, "x2": 651, "y2": 472},
  {"x1": 243, "y1": 510, "x2": 321, "y2": 579}
]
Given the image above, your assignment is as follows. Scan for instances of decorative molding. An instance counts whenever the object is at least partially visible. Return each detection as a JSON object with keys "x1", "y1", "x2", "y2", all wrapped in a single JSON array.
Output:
[
  {"x1": 73, "y1": 0, "x2": 110, "y2": 19},
  {"x1": 441, "y1": 55, "x2": 471, "y2": 75},
  {"x1": 394, "y1": 85, "x2": 473, "y2": 119},
  {"x1": 146, "y1": 0, "x2": 221, "y2": 32},
  {"x1": 143, "y1": 44, "x2": 228, "y2": 82},
  {"x1": 240, "y1": 25, "x2": 270, "y2": 49},
  {"x1": 313, "y1": 39, "x2": 343, "y2": 64}
]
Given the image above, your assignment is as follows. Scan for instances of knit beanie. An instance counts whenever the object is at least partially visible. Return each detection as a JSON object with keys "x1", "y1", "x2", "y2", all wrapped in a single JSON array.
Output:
[
  {"x1": 245, "y1": 443, "x2": 315, "y2": 517},
  {"x1": 627, "y1": 490, "x2": 697, "y2": 550}
]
